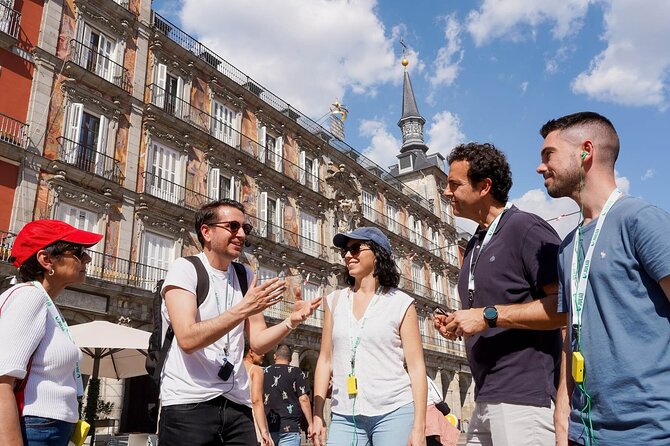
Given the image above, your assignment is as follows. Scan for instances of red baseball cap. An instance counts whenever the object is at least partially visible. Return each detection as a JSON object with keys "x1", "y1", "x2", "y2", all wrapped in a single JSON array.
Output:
[{"x1": 11, "y1": 220, "x2": 103, "y2": 267}]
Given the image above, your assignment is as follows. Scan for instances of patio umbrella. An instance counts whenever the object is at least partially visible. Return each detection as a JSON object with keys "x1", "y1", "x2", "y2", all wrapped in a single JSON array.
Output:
[{"x1": 70, "y1": 320, "x2": 151, "y2": 380}]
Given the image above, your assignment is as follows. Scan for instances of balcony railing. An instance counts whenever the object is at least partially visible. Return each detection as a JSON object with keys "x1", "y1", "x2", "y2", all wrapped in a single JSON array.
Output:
[
  {"x1": 398, "y1": 275, "x2": 453, "y2": 308},
  {"x1": 68, "y1": 39, "x2": 131, "y2": 93},
  {"x1": 262, "y1": 293, "x2": 325, "y2": 328},
  {"x1": 140, "y1": 171, "x2": 210, "y2": 211},
  {"x1": 147, "y1": 83, "x2": 326, "y2": 193},
  {"x1": 0, "y1": 230, "x2": 165, "y2": 291},
  {"x1": 421, "y1": 332, "x2": 466, "y2": 356},
  {"x1": 57, "y1": 137, "x2": 124, "y2": 184},
  {"x1": 151, "y1": 12, "x2": 434, "y2": 214},
  {"x1": 247, "y1": 215, "x2": 328, "y2": 260},
  {"x1": 0, "y1": 112, "x2": 27, "y2": 148},
  {"x1": 0, "y1": 2, "x2": 20, "y2": 39},
  {"x1": 111, "y1": 0, "x2": 130, "y2": 9}
]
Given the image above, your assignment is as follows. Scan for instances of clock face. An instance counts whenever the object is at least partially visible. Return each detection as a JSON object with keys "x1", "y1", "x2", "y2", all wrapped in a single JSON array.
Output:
[{"x1": 484, "y1": 307, "x2": 497, "y2": 319}]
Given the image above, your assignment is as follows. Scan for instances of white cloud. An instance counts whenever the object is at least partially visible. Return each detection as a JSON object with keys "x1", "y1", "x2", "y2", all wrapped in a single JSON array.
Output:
[
  {"x1": 466, "y1": 0, "x2": 591, "y2": 46},
  {"x1": 428, "y1": 14, "x2": 464, "y2": 88},
  {"x1": 520, "y1": 81, "x2": 529, "y2": 94},
  {"x1": 615, "y1": 170, "x2": 630, "y2": 193},
  {"x1": 426, "y1": 111, "x2": 466, "y2": 156},
  {"x1": 571, "y1": 0, "x2": 670, "y2": 108},
  {"x1": 358, "y1": 119, "x2": 402, "y2": 169},
  {"x1": 641, "y1": 169, "x2": 655, "y2": 181},
  {"x1": 179, "y1": 0, "x2": 414, "y2": 116},
  {"x1": 512, "y1": 189, "x2": 579, "y2": 239},
  {"x1": 545, "y1": 45, "x2": 575, "y2": 75}
]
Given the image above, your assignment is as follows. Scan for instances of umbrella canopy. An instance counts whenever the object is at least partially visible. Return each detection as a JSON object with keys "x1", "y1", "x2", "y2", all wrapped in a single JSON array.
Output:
[{"x1": 70, "y1": 321, "x2": 151, "y2": 380}]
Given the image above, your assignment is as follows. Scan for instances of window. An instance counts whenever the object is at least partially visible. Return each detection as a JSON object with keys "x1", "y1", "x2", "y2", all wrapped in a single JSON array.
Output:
[
  {"x1": 208, "y1": 168, "x2": 236, "y2": 201},
  {"x1": 408, "y1": 215, "x2": 415, "y2": 243},
  {"x1": 441, "y1": 198, "x2": 453, "y2": 226},
  {"x1": 146, "y1": 141, "x2": 183, "y2": 205},
  {"x1": 257, "y1": 266, "x2": 277, "y2": 285},
  {"x1": 63, "y1": 103, "x2": 110, "y2": 177},
  {"x1": 412, "y1": 262, "x2": 424, "y2": 288},
  {"x1": 302, "y1": 282, "x2": 322, "y2": 321},
  {"x1": 448, "y1": 280, "x2": 460, "y2": 310},
  {"x1": 259, "y1": 192, "x2": 283, "y2": 241},
  {"x1": 153, "y1": 62, "x2": 184, "y2": 117},
  {"x1": 0, "y1": 0, "x2": 16, "y2": 36},
  {"x1": 431, "y1": 271, "x2": 445, "y2": 303},
  {"x1": 429, "y1": 227, "x2": 440, "y2": 253},
  {"x1": 386, "y1": 203, "x2": 398, "y2": 233},
  {"x1": 257, "y1": 126, "x2": 283, "y2": 172},
  {"x1": 300, "y1": 211, "x2": 321, "y2": 257},
  {"x1": 299, "y1": 151, "x2": 320, "y2": 191},
  {"x1": 211, "y1": 100, "x2": 240, "y2": 147},
  {"x1": 80, "y1": 24, "x2": 117, "y2": 83},
  {"x1": 414, "y1": 219, "x2": 423, "y2": 243},
  {"x1": 362, "y1": 190, "x2": 374, "y2": 220},
  {"x1": 139, "y1": 232, "x2": 175, "y2": 290}
]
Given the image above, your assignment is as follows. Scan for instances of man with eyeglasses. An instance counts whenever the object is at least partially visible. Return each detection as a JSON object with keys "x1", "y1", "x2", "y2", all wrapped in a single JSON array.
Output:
[
  {"x1": 158, "y1": 199, "x2": 322, "y2": 446},
  {"x1": 435, "y1": 143, "x2": 565, "y2": 446}
]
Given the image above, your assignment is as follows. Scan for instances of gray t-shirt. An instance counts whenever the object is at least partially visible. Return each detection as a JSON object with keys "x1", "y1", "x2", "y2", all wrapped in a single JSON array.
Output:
[{"x1": 558, "y1": 196, "x2": 670, "y2": 445}]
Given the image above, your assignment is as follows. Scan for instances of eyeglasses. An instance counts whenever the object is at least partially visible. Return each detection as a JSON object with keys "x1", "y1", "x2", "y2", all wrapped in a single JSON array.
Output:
[
  {"x1": 207, "y1": 220, "x2": 253, "y2": 235},
  {"x1": 340, "y1": 243, "x2": 371, "y2": 259},
  {"x1": 64, "y1": 245, "x2": 88, "y2": 261}
]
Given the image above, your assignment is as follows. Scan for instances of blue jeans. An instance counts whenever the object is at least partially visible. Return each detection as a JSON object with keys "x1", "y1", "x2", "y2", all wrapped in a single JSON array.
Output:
[
  {"x1": 20, "y1": 416, "x2": 75, "y2": 446},
  {"x1": 271, "y1": 431, "x2": 301, "y2": 446},
  {"x1": 328, "y1": 402, "x2": 414, "y2": 446}
]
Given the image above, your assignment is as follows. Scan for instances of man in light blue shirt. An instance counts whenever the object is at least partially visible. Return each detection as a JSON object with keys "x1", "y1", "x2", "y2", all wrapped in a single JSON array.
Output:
[{"x1": 537, "y1": 111, "x2": 670, "y2": 445}]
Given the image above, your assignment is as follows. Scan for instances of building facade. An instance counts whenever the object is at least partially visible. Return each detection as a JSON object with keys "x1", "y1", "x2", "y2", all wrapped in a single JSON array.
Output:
[{"x1": 0, "y1": 0, "x2": 474, "y2": 434}]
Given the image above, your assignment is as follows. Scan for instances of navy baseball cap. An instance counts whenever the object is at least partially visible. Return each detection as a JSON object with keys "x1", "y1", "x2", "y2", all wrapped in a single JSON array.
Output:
[{"x1": 333, "y1": 227, "x2": 392, "y2": 255}]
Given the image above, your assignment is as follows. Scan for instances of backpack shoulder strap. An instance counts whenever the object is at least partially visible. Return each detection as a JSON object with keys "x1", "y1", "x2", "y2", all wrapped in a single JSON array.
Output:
[
  {"x1": 231, "y1": 262, "x2": 248, "y2": 296},
  {"x1": 184, "y1": 255, "x2": 209, "y2": 307}
]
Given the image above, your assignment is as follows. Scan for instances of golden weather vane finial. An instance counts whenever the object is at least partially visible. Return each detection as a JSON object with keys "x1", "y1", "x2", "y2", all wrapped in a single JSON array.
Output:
[{"x1": 400, "y1": 38, "x2": 409, "y2": 69}]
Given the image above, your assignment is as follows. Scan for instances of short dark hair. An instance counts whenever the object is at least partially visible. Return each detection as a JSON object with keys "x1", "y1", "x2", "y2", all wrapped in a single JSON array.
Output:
[
  {"x1": 447, "y1": 142, "x2": 513, "y2": 203},
  {"x1": 344, "y1": 239, "x2": 400, "y2": 288},
  {"x1": 18, "y1": 241, "x2": 83, "y2": 282},
  {"x1": 275, "y1": 344, "x2": 291, "y2": 360},
  {"x1": 194, "y1": 199, "x2": 246, "y2": 248},
  {"x1": 539, "y1": 111, "x2": 619, "y2": 165}
]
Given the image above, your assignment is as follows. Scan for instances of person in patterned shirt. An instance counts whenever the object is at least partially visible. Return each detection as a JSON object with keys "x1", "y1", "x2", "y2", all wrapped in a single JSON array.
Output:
[{"x1": 263, "y1": 344, "x2": 312, "y2": 446}]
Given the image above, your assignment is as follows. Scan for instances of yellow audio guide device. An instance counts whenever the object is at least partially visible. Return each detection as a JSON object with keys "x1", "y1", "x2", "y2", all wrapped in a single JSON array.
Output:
[
  {"x1": 572, "y1": 351, "x2": 585, "y2": 383},
  {"x1": 347, "y1": 374, "x2": 358, "y2": 395}
]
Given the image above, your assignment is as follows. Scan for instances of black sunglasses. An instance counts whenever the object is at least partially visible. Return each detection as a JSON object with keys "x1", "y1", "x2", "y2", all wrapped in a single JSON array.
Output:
[
  {"x1": 63, "y1": 245, "x2": 88, "y2": 261},
  {"x1": 207, "y1": 220, "x2": 253, "y2": 235},
  {"x1": 340, "y1": 242, "x2": 371, "y2": 259}
]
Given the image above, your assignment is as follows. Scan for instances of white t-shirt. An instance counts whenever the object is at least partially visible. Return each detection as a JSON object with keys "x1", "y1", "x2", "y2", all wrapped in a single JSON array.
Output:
[
  {"x1": 327, "y1": 287, "x2": 415, "y2": 416},
  {"x1": 160, "y1": 253, "x2": 254, "y2": 407},
  {"x1": 0, "y1": 283, "x2": 82, "y2": 423}
]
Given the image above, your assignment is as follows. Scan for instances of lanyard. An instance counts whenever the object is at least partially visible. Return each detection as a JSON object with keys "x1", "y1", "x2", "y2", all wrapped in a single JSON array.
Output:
[
  {"x1": 33, "y1": 281, "x2": 84, "y2": 397},
  {"x1": 570, "y1": 189, "x2": 622, "y2": 327},
  {"x1": 468, "y1": 203, "x2": 512, "y2": 294},
  {"x1": 347, "y1": 286, "x2": 382, "y2": 375},
  {"x1": 210, "y1": 264, "x2": 233, "y2": 354}
]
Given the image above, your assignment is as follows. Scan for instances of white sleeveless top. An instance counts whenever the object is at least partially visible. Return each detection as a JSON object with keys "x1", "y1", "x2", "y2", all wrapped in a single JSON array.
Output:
[{"x1": 327, "y1": 287, "x2": 415, "y2": 416}]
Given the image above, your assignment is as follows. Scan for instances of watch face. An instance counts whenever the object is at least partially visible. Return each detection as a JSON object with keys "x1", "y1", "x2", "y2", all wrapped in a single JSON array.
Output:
[{"x1": 483, "y1": 306, "x2": 497, "y2": 320}]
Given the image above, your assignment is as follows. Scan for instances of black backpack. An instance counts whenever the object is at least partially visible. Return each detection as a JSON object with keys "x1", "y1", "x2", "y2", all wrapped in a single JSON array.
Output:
[{"x1": 145, "y1": 256, "x2": 249, "y2": 385}]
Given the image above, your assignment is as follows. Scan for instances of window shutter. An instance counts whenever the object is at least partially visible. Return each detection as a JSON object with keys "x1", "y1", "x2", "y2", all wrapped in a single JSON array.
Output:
[
  {"x1": 230, "y1": 175, "x2": 237, "y2": 200},
  {"x1": 65, "y1": 103, "x2": 84, "y2": 163},
  {"x1": 208, "y1": 168, "x2": 220, "y2": 200},
  {"x1": 259, "y1": 192, "x2": 268, "y2": 237},
  {"x1": 299, "y1": 150, "x2": 306, "y2": 185},
  {"x1": 258, "y1": 125, "x2": 267, "y2": 161},
  {"x1": 275, "y1": 136, "x2": 283, "y2": 171},
  {"x1": 154, "y1": 63, "x2": 167, "y2": 108},
  {"x1": 312, "y1": 157, "x2": 319, "y2": 191},
  {"x1": 175, "y1": 76, "x2": 184, "y2": 117}
]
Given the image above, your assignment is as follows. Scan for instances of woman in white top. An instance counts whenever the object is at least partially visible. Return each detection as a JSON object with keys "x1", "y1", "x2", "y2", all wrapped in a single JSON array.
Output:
[
  {"x1": 312, "y1": 227, "x2": 427, "y2": 446},
  {"x1": 0, "y1": 220, "x2": 102, "y2": 446}
]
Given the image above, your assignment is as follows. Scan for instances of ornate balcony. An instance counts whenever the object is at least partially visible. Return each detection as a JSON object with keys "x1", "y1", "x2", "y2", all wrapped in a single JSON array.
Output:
[
  {"x1": 56, "y1": 137, "x2": 124, "y2": 184},
  {"x1": 0, "y1": 112, "x2": 27, "y2": 149},
  {"x1": 0, "y1": 2, "x2": 20, "y2": 48},
  {"x1": 66, "y1": 39, "x2": 131, "y2": 94},
  {"x1": 139, "y1": 171, "x2": 210, "y2": 212}
]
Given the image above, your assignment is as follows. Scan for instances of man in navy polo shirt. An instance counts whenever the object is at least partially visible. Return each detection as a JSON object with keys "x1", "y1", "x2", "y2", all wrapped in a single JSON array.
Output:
[{"x1": 435, "y1": 142, "x2": 566, "y2": 446}]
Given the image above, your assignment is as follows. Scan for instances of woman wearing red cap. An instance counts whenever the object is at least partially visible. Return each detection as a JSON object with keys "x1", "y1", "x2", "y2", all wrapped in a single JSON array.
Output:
[
  {"x1": 0, "y1": 220, "x2": 102, "y2": 446},
  {"x1": 312, "y1": 227, "x2": 427, "y2": 446}
]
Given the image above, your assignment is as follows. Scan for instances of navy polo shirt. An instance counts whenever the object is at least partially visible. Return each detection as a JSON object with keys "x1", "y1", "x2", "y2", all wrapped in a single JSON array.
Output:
[{"x1": 458, "y1": 205, "x2": 562, "y2": 407}]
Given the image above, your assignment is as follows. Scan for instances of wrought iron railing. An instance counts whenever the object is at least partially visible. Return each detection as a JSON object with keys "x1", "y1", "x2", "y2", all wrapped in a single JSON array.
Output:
[
  {"x1": 140, "y1": 171, "x2": 210, "y2": 211},
  {"x1": 246, "y1": 215, "x2": 328, "y2": 260},
  {"x1": 151, "y1": 12, "x2": 435, "y2": 214},
  {"x1": 68, "y1": 39, "x2": 131, "y2": 93},
  {"x1": 0, "y1": 112, "x2": 27, "y2": 148},
  {"x1": 111, "y1": 0, "x2": 130, "y2": 9},
  {"x1": 0, "y1": 2, "x2": 20, "y2": 39},
  {"x1": 57, "y1": 137, "x2": 124, "y2": 184},
  {"x1": 146, "y1": 83, "x2": 327, "y2": 192},
  {"x1": 398, "y1": 275, "x2": 453, "y2": 308}
]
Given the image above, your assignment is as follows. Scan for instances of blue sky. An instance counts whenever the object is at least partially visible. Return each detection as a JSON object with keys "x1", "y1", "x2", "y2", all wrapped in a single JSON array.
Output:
[{"x1": 153, "y1": 0, "x2": 669, "y2": 237}]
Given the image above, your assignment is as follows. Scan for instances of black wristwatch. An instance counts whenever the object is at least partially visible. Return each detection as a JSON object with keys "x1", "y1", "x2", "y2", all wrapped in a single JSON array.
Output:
[{"x1": 483, "y1": 306, "x2": 498, "y2": 328}]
